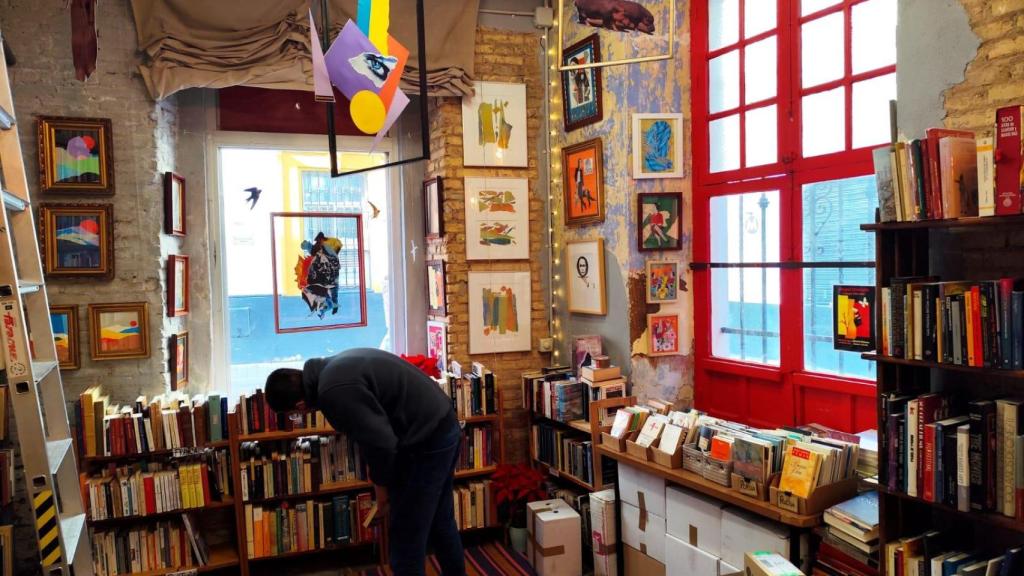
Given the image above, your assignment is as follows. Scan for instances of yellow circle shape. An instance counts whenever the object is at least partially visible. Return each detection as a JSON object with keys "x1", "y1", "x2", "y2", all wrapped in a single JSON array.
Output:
[{"x1": 350, "y1": 90, "x2": 386, "y2": 134}]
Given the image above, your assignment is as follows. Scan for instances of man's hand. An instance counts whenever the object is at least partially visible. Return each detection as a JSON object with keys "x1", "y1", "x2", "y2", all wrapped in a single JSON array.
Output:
[{"x1": 373, "y1": 485, "x2": 389, "y2": 524}]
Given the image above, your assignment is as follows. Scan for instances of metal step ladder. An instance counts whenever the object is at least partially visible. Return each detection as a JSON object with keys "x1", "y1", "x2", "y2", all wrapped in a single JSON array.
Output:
[{"x1": 0, "y1": 38, "x2": 92, "y2": 575}]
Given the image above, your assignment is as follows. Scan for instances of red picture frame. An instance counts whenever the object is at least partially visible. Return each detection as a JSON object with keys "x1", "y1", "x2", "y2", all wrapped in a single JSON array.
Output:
[
  {"x1": 166, "y1": 255, "x2": 189, "y2": 317},
  {"x1": 164, "y1": 172, "x2": 186, "y2": 236}
]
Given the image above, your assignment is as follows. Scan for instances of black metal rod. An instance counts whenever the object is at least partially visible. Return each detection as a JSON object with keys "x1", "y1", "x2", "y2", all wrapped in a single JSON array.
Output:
[{"x1": 690, "y1": 261, "x2": 876, "y2": 270}]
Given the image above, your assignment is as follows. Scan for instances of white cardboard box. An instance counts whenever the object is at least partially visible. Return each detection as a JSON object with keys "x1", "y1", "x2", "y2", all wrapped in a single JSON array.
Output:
[
  {"x1": 720, "y1": 508, "x2": 790, "y2": 570},
  {"x1": 590, "y1": 489, "x2": 618, "y2": 576},
  {"x1": 720, "y1": 561, "x2": 743, "y2": 576},
  {"x1": 666, "y1": 534, "x2": 720, "y2": 576},
  {"x1": 666, "y1": 486, "x2": 725, "y2": 557},
  {"x1": 526, "y1": 499, "x2": 582, "y2": 576},
  {"x1": 618, "y1": 462, "x2": 666, "y2": 518},
  {"x1": 622, "y1": 502, "x2": 666, "y2": 564}
]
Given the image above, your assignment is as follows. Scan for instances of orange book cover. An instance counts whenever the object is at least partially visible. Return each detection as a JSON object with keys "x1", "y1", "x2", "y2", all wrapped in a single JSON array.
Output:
[{"x1": 778, "y1": 445, "x2": 822, "y2": 499}]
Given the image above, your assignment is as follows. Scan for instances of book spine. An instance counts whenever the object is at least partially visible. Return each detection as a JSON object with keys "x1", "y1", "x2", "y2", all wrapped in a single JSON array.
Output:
[
  {"x1": 966, "y1": 289, "x2": 977, "y2": 366},
  {"x1": 997, "y1": 401, "x2": 1007, "y2": 515},
  {"x1": 1004, "y1": 404, "x2": 1020, "y2": 517},
  {"x1": 995, "y1": 105, "x2": 1024, "y2": 215},
  {"x1": 923, "y1": 285, "x2": 937, "y2": 362},
  {"x1": 924, "y1": 423, "x2": 937, "y2": 502},
  {"x1": 970, "y1": 404, "x2": 989, "y2": 510},
  {"x1": 1014, "y1": 291, "x2": 1024, "y2": 370},
  {"x1": 978, "y1": 137, "x2": 996, "y2": 216},
  {"x1": 908, "y1": 400, "x2": 919, "y2": 497},
  {"x1": 1016, "y1": 434, "x2": 1024, "y2": 521},
  {"x1": 1000, "y1": 280, "x2": 1014, "y2": 369}
]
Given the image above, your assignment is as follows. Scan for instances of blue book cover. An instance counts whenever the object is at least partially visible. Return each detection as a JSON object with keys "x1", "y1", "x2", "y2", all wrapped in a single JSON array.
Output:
[
  {"x1": 827, "y1": 490, "x2": 878, "y2": 530},
  {"x1": 208, "y1": 394, "x2": 221, "y2": 442},
  {"x1": 220, "y1": 397, "x2": 229, "y2": 440},
  {"x1": 943, "y1": 553, "x2": 975, "y2": 576},
  {"x1": 999, "y1": 548, "x2": 1021, "y2": 576}
]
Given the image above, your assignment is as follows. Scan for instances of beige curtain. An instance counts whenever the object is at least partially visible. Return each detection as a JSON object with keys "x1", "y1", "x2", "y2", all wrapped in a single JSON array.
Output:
[{"x1": 130, "y1": 0, "x2": 479, "y2": 101}]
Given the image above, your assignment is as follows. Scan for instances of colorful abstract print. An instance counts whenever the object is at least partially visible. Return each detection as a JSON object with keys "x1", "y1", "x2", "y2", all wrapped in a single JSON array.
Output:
[{"x1": 481, "y1": 286, "x2": 519, "y2": 335}]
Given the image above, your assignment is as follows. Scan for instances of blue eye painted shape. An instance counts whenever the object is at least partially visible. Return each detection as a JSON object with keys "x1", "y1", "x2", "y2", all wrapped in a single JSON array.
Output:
[{"x1": 363, "y1": 53, "x2": 391, "y2": 82}]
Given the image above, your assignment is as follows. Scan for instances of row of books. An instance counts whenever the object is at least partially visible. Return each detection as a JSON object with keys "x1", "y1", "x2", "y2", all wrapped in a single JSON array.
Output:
[
  {"x1": 532, "y1": 422, "x2": 599, "y2": 486},
  {"x1": 818, "y1": 491, "x2": 879, "y2": 574},
  {"x1": 238, "y1": 390, "x2": 330, "y2": 435},
  {"x1": 91, "y1": 515, "x2": 209, "y2": 576},
  {"x1": 524, "y1": 366, "x2": 628, "y2": 425},
  {"x1": 883, "y1": 530, "x2": 1020, "y2": 576},
  {"x1": 880, "y1": 277, "x2": 1024, "y2": 369},
  {"x1": 882, "y1": 393, "x2": 1024, "y2": 519},
  {"x1": 239, "y1": 435, "x2": 367, "y2": 502},
  {"x1": 456, "y1": 425, "x2": 496, "y2": 473},
  {"x1": 435, "y1": 361, "x2": 498, "y2": 418},
  {"x1": 77, "y1": 390, "x2": 231, "y2": 458},
  {"x1": 453, "y1": 480, "x2": 497, "y2": 531},
  {"x1": 243, "y1": 492, "x2": 378, "y2": 559},
  {"x1": 85, "y1": 452, "x2": 231, "y2": 521},
  {"x1": 0, "y1": 450, "x2": 11, "y2": 508}
]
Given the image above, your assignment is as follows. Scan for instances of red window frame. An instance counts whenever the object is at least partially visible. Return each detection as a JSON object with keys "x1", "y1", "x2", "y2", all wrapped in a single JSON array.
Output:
[{"x1": 691, "y1": 0, "x2": 891, "y2": 433}]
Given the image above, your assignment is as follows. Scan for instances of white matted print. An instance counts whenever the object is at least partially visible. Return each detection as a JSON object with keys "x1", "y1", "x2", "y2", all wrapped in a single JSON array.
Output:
[
  {"x1": 462, "y1": 82, "x2": 529, "y2": 168},
  {"x1": 632, "y1": 113, "x2": 684, "y2": 179},
  {"x1": 566, "y1": 239, "x2": 606, "y2": 315},
  {"x1": 468, "y1": 271, "x2": 532, "y2": 354},
  {"x1": 465, "y1": 177, "x2": 530, "y2": 260}
]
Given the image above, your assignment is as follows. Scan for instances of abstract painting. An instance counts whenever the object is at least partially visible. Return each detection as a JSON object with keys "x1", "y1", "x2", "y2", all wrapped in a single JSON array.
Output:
[
  {"x1": 637, "y1": 192, "x2": 682, "y2": 251},
  {"x1": 164, "y1": 172, "x2": 186, "y2": 236},
  {"x1": 562, "y1": 138, "x2": 605, "y2": 226},
  {"x1": 39, "y1": 203, "x2": 113, "y2": 279},
  {"x1": 37, "y1": 117, "x2": 114, "y2": 195},
  {"x1": 462, "y1": 82, "x2": 528, "y2": 168},
  {"x1": 426, "y1": 320, "x2": 448, "y2": 374},
  {"x1": 558, "y1": 0, "x2": 675, "y2": 69},
  {"x1": 88, "y1": 303, "x2": 150, "y2": 361},
  {"x1": 426, "y1": 260, "x2": 447, "y2": 317},
  {"x1": 566, "y1": 239, "x2": 606, "y2": 315},
  {"x1": 168, "y1": 331, "x2": 189, "y2": 391},
  {"x1": 465, "y1": 177, "x2": 530, "y2": 260},
  {"x1": 833, "y1": 285, "x2": 875, "y2": 352},
  {"x1": 166, "y1": 255, "x2": 189, "y2": 317},
  {"x1": 49, "y1": 305, "x2": 79, "y2": 370},
  {"x1": 633, "y1": 113, "x2": 683, "y2": 178},
  {"x1": 647, "y1": 312, "x2": 681, "y2": 356},
  {"x1": 468, "y1": 271, "x2": 531, "y2": 354},
  {"x1": 270, "y1": 212, "x2": 367, "y2": 333},
  {"x1": 423, "y1": 177, "x2": 444, "y2": 239},
  {"x1": 646, "y1": 260, "x2": 679, "y2": 303},
  {"x1": 562, "y1": 34, "x2": 603, "y2": 132},
  {"x1": 572, "y1": 334, "x2": 603, "y2": 373}
]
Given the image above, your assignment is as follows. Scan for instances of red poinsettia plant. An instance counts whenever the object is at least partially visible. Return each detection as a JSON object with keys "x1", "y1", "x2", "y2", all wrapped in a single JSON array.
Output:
[
  {"x1": 491, "y1": 463, "x2": 548, "y2": 528},
  {"x1": 399, "y1": 354, "x2": 441, "y2": 379}
]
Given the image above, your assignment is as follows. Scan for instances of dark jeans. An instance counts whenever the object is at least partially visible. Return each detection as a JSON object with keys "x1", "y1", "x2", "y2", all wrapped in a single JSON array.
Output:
[{"x1": 388, "y1": 410, "x2": 466, "y2": 576}]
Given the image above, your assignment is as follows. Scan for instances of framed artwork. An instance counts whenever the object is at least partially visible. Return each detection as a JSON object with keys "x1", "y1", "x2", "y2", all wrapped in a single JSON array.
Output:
[
  {"x1": 426, "y1": 260, "x2": 447, "y2": 317},
  {"x1": 572, "y1": 334, "x2": 603, "y2": 373},
  {"x1": 270, "y1": 212, "x2": 367, "y2": 333},
  {"x1": 833, "y1": 285, "x2": 875, "y2": 352},
  {"x1": 426, "y1": 320, "x2": 448, "y2": 374},
  {"x1": 164, "y1": 172, "x2": 186, "y2": 236},
  {"x1": 566, "y1": 239, "x2": 606, "y2": 315},
  {"x1": 633, "y1": 113, "x2": 684, "y2": 179},
  {"x1": 468, "y1": 271, "x2": 532, "y2": 354},
  {"x1": 647, "y1": 312, "x2": 681, "y2": 357},
  {"x1": 37, "y1": 116, "x2": 115, "y2": 195},
  {"x1": 637, "y1": 192, "x2": 682, "y2": 251},
  {"x1": 557, "y1": 0, "x2": 675, "y2": 70},
  {"x1": 562, "y1": 138, "x2": 605, "y2": 226},
  {"x1": 166, "y1": 255, "x2": 189, "y2": 317},
  {"x1": 168, "y1": 331, "x2": 189, "y2": 391},
  {"x1": 423, "y1": 177, "x2": 444, "y2": 239},
  {"x1": 39, "y1": 203, "x2": 114, "y2": 279},
  {"x1": 464, "y1": 177, "x2": 530, "y2": 260},
  {"x1": 561, "y1": 34, "x2": 603, "y2": 132},
  {"x1": 49, "y1": 305, "x2": 79, "y2": 370},
  {"x1": 461, "y1": 81, "x2": 529, "y2": 168},
  {"x1": 646, "y1": 260, "x2": 680, "y2": 304},
  {"x1": 88, "y1": 302, "x2": 150, "y2": 360}
]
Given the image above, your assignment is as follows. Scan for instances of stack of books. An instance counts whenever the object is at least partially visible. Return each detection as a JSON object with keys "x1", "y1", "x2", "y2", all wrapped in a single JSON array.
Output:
[
  {"x1": 76, "y1": 390, "x2": 230, "y2": 458},
  {"x1": 239, "y1": 435, "x2": 367, "y2": 502},
  {"x1": 884, "y1": 532, "x2": 1020, "y2": 576},
  {"x1": 579, "y1": 357, "x2": 627, "y2": 426},
  {"x1": 436, "y1": 363, "x2": 498, "y2": 419},
  {"x1": 819, "y1": 491, "x2": 879, "y2": 574},
  {"x1": 243, "y1": 492, "x2": 378, "y2": 559},
  {"x1": 86, "y1": 452, "x2": 231, "y2": 520},
  {"x1": 532, "y1": 421, "x2": 598, "y2": 486},
  {"x1": 456, "y1": 425, "x2": 496, "y2": 473},
  {"x1": 238, "y1": 391, "x2": 329, "y2": 435},
  {"x1": 453, "y1": 479, "x2": 497, "y2": 530},
  {"x1": 523, "y1": 367, "x2": 587, "y2": 423},
  {"x1": 91, "y1": 515, "x2": 209, "y2": 575},
  {"x1": 878, "y1": 277, "x2": 1024, "y2": 369}
]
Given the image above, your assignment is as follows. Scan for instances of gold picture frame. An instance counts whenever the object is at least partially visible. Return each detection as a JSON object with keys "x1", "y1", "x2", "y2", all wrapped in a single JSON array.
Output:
[
  {"x1": 37, "y1": 116, "x2": 115, "y2": 195},
  {"x1": 49, "y1": 304, "x2": 80, "y2": 370},
  {"x1": 88, "y1": 302, "x2": 150, "y2": 361},
  {"x1": 39, "y1": 203, "x2": 114, "y2": 279},
  {"x1": 557, "y1": 0, "x2": 675, "y2": 72}
]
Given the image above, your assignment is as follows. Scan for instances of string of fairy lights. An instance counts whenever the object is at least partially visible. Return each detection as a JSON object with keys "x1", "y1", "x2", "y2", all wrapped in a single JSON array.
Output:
[{"x1": 544, "y1": 22, "x2": 564, "y2": 366}]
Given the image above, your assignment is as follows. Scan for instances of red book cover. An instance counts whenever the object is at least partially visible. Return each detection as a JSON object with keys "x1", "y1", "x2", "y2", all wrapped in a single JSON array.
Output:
[
  {"x1": 1017, "y1": 487, "x2": 1024, "y2": 521},
  {"x1": 923, "y1": 423, "x2": 936, "y2": 502},
  {"x1": 200, "y1": 463, "x2": 212, "y2": 506},
  {"x1": 126, "y1": 417, "x2": 137, "y2": 455},
  {"x1": 143, "y1": 475, "x2": 156, "y2": 515},
  {"x1": 971, "y1": 285, "x2": 983, "y2": 366},
  {"x1": 895, "y1": 548, "x2": 904, "y2": 576},
  {"x1": 917, "y1": 394, "x2": 949, "y2": 495},
  {"x1": 996, "y1": 106, "x2": 1024, "y2": 215},
  {"x1": 926, "y1": 128, "x2": 974, "y2": 219}
]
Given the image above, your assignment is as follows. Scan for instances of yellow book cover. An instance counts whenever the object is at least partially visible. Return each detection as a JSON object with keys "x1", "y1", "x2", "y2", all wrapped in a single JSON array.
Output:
[
  {"x1": 244, "y1": 504, "x2": 254, "y2": 559},
  {"x1": 778, "y1": 445, "x2": 822, "y2": 498},
  {"x1": 965, "y1": 290, "x2": 975, "y2": 366}
]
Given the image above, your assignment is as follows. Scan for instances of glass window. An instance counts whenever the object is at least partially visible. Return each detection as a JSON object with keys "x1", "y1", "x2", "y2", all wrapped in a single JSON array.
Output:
[
  {"x1": 710, "y1": 0, "x2": 740, "y2": 50},
  {"x1": 801, "y1": 13, "x2": 844, "y2": 89}
]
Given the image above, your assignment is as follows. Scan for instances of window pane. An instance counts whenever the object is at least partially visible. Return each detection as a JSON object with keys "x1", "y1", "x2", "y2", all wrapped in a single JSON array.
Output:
[
  {"x1": 745, "y1": 105, "x2": 777, "y2": 167},
  {"x1": 745, "y1": 36, "x2": 777, "y2": 104},
  {"x1": 852, "y1": 73, "x2": 897, "y2": 149},
  {"x1": 710, "y1": 50, "x2": 740, "y2": 113},
  {"x1": 801, "y1": 0, "x2": 841, "y2": 16},
  {"x1": 802, "y1": 175, "x2": 878, "y2": 263},
  {"x1": 852, "y1": 0, "x2": 897, "y2": 74},
  {"x1": 745, "y1": 0, "x2": 776, "y2": 38},
  {"x1": 710, "y1": 0, "x2": 740, "y2": 50},
  {"x1": 710, "y1": 191, "x2": 781, "y2": 366},
  {"x1": 803, "y1": 267, "x2": 877, "y2": 379},
  {"x1": 801, "y1": 12, "x2": 844, "y2": 88},
  {"x1": 710, "y1": 114, "x2": 741, "y2": 173},
  {"x1": 802, "y1": 87, "x2": 845, "y2": 157}
]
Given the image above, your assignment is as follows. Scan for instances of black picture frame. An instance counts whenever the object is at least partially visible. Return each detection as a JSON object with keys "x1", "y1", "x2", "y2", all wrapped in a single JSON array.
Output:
[
  {"x1": 562, "y1": 34, "x2": 603, "y2": 132},
  {"x1": 424, "y1": 177, "x2": 444, "y2": 239}
]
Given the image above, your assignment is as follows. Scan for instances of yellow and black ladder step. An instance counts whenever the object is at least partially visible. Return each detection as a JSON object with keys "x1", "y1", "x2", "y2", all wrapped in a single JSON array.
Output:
[{"x1": 32, "y1": 489, "x2": 63, "y2": 566}]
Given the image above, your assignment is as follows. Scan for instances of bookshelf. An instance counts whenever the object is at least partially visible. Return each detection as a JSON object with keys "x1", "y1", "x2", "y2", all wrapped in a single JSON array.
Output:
[{"x1": 449, "y1": 385, "x2": 505, "y2": 534}]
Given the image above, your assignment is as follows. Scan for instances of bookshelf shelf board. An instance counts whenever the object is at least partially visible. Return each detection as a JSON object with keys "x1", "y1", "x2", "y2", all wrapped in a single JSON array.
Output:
[
  {"x1": 459, "y1": 524, "x2": 501, "y2": 533},
  {"x1": 461, "y1": 414, "x2": 499, "y2": 424},
  {"x1": 860, "y1": 213, "x2": 1024, "y2": 232},
  {"x1": 237, "y1": 427, "x2": 337, "y2": 442},
  {"x1": 861, "y1": 353, "x2": 1024, "y2": 379},
  {"x1": 597, "y1": 446, "x2": 821, "y2": 528},
  {"x1": 534, "y1": 459, "x2": 595, "y2": 491},
  {"x1": 86, "y1": 499, "x2": 236, "y2": 528},
  {"x1": 454, "y1": 466, "x2": 497, "y2": 480},
  {"x1": 82, "y1": 441, "x2": 231, "y2": 464},
  {"x1": 247, "y1": 540, "x2": 376, "y2": 563},
  {"x1": 568, "y1": 420, "x2": 592, "y2": 434},
  {"x1": 244, "y1": 480, "x2": 373, "y2": 505},
  {"x1": 532, "y1": 414, "x2": 594, "y2": 434},
  {"x1": 124, "y1": 544, "x2": 239, "y2": 575},
  {"x1": 878, "y1": 487, "x2": 1024, "y2": 534}
]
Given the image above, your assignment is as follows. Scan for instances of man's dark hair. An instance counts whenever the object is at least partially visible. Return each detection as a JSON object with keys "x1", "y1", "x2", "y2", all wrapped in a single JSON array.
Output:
[{"x1": 265, "y1": 368, "x2": 305, "y2": 413}]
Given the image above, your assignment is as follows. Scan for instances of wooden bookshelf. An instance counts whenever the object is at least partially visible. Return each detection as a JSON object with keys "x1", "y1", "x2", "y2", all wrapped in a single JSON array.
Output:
[
  {"x1": 246, "y1": 540, "x2": 376, "y2": 563},
  {"x1": 242, "y1": 480, "x2": 372, "y2": 505},
  {"x1": 877, "y1": 486, "x2": 1024, "y2": 535},
  {"x1": 861, "y1": 213, "x2": 1024, "y2": 231},
  {"x1": 454, "y1": 465, "x2": 498, "y2": 480},
  {"x1": 236, "y1": 427, "x2": 336, "y2": 443},
  {"x1": 452, "y1": 387, "x2": 506, "y2": 534},
  {"x1": 535, "y1": 460, "x2": 594, "y2": 492},
  {"x1": 82, "y1": 440, "x2": 231, "y2": 464},
  {"x1": 86, "y1": 499, "x2": 235, "y2": 528},
  {"x1": 862, "y1": 352, "x2": 1024, "y2": 378}
]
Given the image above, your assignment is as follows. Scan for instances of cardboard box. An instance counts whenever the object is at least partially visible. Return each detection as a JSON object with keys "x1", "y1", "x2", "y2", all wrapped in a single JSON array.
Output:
[
  {"x1": 665, "y1": 486, "x2": 725, "y2": 557},
  {"x1": 769, "y1": 476, "x2": 858, "y2": 516},
  {"x1": 590, "y1": 489, "x2": 618, "y2": 576},
  {"x1": 625, "y1": 439, "x2": 653, "y2": 461},
  {"x1": 720, "y1": 508, "x2": 790, "y2": 570},
  {"x1": 744, "y1": 552, "x2": 805, "y2": 576},
  {"x1": 602, "y1": 432, "x2": 626, "y2": 452},
  {"x1": 622, "y1": 502, "x2": 666, "y2": 564},
  {"x1": 720, "y1": 562, "x2": 743, "y2": 576},
  {"x1": 618, "y1": 462, "x2": 666, "y2": 518},
  {"x1": 625, "y1": 545, "x2": 665, "y2": 576},
  {"x1": 651, "y1": 447, "x2": 683, "y2": 469},
  {"x1": 666, "y1": 534, "x2": 720, "y2": 576},
  {"x1": 526, "y1": 499, "x2": 582, "y2": 576}
]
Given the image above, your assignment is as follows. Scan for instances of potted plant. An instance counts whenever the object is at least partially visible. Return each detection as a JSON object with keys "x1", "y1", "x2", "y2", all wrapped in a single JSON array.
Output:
[{"x1": 491, "y1": 463, "x2": 548, "y2": 554}]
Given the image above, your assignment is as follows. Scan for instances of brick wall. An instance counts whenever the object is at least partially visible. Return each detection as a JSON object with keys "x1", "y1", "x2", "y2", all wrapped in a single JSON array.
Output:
[{"x1": 426, "y1": 27, "x2": 548, "y2": 465}]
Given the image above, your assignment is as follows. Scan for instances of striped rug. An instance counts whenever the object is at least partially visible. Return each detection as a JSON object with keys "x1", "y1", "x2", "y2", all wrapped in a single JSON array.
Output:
[{"x1": 359, "y1": 542, "x2": 536, "y2": 576}]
